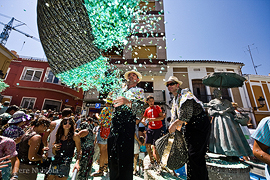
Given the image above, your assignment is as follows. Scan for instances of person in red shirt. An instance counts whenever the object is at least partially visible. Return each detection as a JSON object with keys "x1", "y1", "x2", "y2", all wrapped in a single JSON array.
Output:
[{"x1": 142, "y1": 95, "x2": 165, "y2": 170}]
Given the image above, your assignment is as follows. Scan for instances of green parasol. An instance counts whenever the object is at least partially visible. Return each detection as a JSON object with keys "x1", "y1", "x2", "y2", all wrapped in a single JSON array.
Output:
[{"x1": 202, "y1": 72, "x2": 246, "y2": 88}]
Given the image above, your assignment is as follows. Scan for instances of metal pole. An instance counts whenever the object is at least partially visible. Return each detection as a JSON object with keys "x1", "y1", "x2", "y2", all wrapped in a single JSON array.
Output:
[
  {"x1": 247, "y1": 45, "x2": 257, "y2": 75},
  {"x1": 71, "y1": 168, "x2": 78, "y2": 180}
]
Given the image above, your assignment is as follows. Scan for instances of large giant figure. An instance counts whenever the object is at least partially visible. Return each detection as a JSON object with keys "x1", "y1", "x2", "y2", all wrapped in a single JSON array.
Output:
[
  {"x1": 167, "y1": 76, "x2": 210, "y2": 180},
  {"x1": 108, "y1": 70, "x2": 145, "y2": 180},
  {"x1": 207, "y1": 89, "x2": 252, "y2": 158}
]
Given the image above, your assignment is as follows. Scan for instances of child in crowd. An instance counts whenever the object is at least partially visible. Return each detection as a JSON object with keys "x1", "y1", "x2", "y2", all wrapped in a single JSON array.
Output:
[
  {"x1": 141, "y1": 95, "x2": 164, "y2": 169},
  {"x1": 139, "y1": 136, "x2": 147, "y2": 176},
  {"x1": 134, "y1": 118, "x2": 141, "y2": 175}
]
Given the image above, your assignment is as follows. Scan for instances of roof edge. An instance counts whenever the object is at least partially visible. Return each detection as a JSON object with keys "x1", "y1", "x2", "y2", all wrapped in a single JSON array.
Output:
[{"x1": 167, "y1": 59, "x2": 244, "y2": 65}]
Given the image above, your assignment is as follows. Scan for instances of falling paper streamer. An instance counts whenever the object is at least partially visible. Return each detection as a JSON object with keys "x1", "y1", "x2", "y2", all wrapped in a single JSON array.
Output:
[
  {"x1": 0, "y1": 79, "x2": 9, "y2": 92},
  {"x1": 161, "y1": 137, "x2": 174, "y2": 166}
]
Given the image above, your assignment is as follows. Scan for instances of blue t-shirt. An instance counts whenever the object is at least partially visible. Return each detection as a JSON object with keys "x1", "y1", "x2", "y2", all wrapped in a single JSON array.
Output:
[
  {"x1": 252, "y1": 116, "x2": 270, "y2": 179},
  {"x1": 140, "y1": 145, "x2": 147, "y2": 153}
]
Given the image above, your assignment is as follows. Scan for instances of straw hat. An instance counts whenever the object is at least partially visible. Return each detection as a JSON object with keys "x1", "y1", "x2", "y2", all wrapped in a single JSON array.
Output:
[
  {"x1": 104, "y1": 98, "x2": 113, "y2": 104},
  {"x1": 164, "y1": 76, "x2": 183, "y2": 86},
  {"x1": 124, "y1": 70, "x2": 142, "y2": 83},
  {"x1": 8, "y1": 111, "x2": 31, "y2": 124}
]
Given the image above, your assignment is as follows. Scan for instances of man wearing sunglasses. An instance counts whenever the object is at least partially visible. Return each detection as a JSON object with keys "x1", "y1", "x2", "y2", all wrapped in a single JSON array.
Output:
[
  {"x1": 108, "y1": 70, "x2": 145, "y2": 180},
  {"x1": 166, "y1": 76, "x2": 210, "y2": 180}
]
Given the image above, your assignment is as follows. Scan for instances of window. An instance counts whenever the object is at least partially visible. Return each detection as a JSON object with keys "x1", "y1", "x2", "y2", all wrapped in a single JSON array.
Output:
[
  {"x1": 139, "y1": 2, "x2": 155, "y2": 12},
  {"x1": 21, "y1": 97, "x2": 36, "y2": 109},
  {"x1": 221, "y1": 88, "x2": 232, "y2": 102},
  {"x1": 137, "y1": 81, "x2": 153, "y2": 93},
  {"x1": 132, "y1": 46, "x2": 157, "y2": 59},
  {"x1": 4, "y1": 68, "x2": 10, "y2": 80},
  {"x1": 21, "y1": 68, "x2": 43, "y2": 81},
  {"x1": 75, "y1": 106, "x2": 82, "y2": 114},
  {"x1": 192, "y1": 79, "x2": 207, "y2": 103},
  {"x1": 45, "y1": 69, "x2": 60, "y2": 84}
]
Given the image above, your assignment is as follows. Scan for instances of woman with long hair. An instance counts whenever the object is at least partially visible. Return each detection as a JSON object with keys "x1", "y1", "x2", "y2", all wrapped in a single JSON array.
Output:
[
  {"x1": 47, "y1": 117, "x2": 81, "y2": 180},
  {"x1": 17, "y1": 117, "x2": 51, "y2": 180}
]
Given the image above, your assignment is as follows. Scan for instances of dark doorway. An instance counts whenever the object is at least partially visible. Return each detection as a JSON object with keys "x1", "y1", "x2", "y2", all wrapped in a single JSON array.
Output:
[
  {"x1": 43, "y1": 104, "x2": 58, "y2": 111},
  {"x1": 43, "y1": 99, "x2": 61, "y2": 111},
  {"x1": 192, "y1": 79, "x2": 207, "y2": 103},
  {"x1": 221, "y1": 88, "x2": 232, "y2": 102}
]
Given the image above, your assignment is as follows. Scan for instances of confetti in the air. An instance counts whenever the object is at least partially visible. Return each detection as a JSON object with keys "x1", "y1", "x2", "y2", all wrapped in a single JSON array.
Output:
[
  {"x1": 0, "y1": 79, "x2": 9, "y2": 92},
  {"x1": 37, "y1": 0, "x2": 162, "y2": 94}
]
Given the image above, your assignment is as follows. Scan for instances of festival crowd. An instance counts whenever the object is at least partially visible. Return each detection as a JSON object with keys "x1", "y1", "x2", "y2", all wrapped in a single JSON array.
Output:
[{"x1": 0, "y1": 70, "x2": 269, "y2": 180}]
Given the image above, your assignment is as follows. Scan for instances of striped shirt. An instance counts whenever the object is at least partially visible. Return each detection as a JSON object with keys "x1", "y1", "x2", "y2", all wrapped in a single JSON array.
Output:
[
  {"x1": 252, "y1": 116, "x2": 270, "y2": 148},
  {"x1": 251, "y1": 116, "x2": 270, "y2": 179}
]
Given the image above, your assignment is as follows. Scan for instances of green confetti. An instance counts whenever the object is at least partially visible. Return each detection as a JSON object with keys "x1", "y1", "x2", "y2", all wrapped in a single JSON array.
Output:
[
  {"x1": 0, "y1": 79, "x2": 9, "y2": 92},
  {"x1": 39, "y1": 0, "x2": 163, "y2": 93}
]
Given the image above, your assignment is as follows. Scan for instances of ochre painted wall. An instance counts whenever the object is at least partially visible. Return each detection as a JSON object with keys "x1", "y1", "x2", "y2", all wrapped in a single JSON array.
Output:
[
  {"x1": 132, "y1": 46, "x2": 157, "y2": 59},
  {"x1": 252, "y1": 85, "x2": 268, "y2": 111},
  {"x1": 262, "y1": 83, "x2": 270, "y2": 110},
  {"x1": 245, "y1": 82, "x2": 255, "y2": 108}
]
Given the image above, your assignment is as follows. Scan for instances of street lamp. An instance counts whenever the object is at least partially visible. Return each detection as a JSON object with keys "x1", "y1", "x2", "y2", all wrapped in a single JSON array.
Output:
[{"x1": 254, "y1": 96, "x2": 266, "y2": 110}]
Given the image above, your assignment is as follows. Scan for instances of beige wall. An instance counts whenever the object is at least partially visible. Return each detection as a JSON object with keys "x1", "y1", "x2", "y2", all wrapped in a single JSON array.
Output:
[
  {"x1": 0, "y1": 46, "x2": 17, "y2": 76},
  {"x1": 245, "y1": 75, "x2": 270, "y2": 125},
  {"x1": 142, "y1": 76, "x2": 165, "y2": 90}
]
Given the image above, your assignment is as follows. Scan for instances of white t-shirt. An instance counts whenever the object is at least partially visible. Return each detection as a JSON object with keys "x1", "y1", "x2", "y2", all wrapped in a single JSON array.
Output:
[
  {"x1": 47, "y1": 119, "x2": 61, "y2": 157},
  {"x1": 139, "y1": 122, "x2": 145, "y2": 128}
]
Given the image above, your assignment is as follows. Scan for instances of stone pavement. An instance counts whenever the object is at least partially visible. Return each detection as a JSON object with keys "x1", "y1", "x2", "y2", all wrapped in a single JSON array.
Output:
[
  {"x1": 36, "y1": 155, "x2": 182, "y2": 180},
  {"x1": 36, "y1": 159, "x2": 144, "y2": 180},
  {"x1": 35, "y1": 155, "x2": 266, "y2": 180}
]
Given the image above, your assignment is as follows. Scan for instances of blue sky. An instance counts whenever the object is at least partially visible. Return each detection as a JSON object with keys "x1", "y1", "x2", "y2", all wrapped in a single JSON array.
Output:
[
  {"x1": 0, "y1": 0, "x2": 269, "y2": 75},
  {"x1": 164, "y1": 0, "x2": 270, "y2": 76}
]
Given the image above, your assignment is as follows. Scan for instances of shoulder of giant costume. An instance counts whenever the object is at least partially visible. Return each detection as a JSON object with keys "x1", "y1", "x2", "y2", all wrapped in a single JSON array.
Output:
[
  {"x1": 179, "y1": 88, "x2": 204, "y2": 107},
  {"x1": 180, "y1": 88, "x2": 191, "y2": 95}
]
